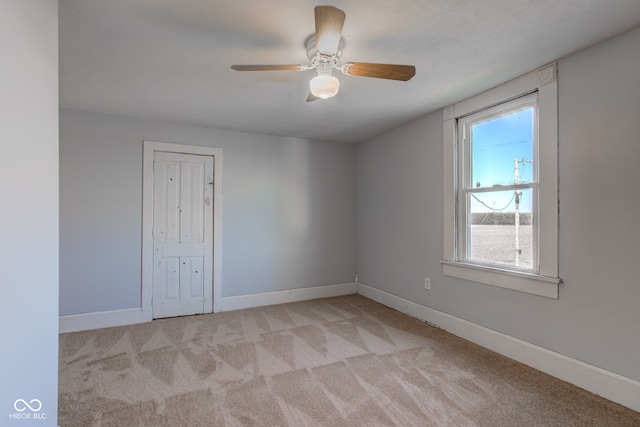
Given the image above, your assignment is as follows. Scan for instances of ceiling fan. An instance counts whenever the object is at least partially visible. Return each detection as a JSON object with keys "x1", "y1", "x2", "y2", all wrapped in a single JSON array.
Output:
[{"x1": 231, "y1": 5, "x2": 416, "y2": 101}]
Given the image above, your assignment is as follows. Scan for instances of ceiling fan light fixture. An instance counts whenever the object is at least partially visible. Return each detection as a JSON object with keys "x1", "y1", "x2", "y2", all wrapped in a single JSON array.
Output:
[{"x1": 310, "y1": 74, "x2": 340, "y2": 99}]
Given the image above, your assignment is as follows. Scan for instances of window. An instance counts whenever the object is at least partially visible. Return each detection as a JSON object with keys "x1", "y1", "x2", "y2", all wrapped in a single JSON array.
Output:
[
  {"x1": 459, "y1": 94, "x2": 537, "y2": 271},
  {"x1": 442, "y1": 63, "x2": 560, "y2": 298}
]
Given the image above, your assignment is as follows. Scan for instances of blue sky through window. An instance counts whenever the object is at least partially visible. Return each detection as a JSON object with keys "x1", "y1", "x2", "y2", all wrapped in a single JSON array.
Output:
[{"x1": 470, "y1": 107, "x2": 534, "y2": 213}]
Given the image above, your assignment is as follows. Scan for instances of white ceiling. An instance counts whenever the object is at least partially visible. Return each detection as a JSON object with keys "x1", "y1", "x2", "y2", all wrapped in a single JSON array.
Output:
[{"x1": 59, "y1": 0, "x2": 640, "y2": 143}]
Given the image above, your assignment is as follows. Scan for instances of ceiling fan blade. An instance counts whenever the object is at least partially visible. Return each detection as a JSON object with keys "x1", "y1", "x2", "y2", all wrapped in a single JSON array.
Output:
[
  {"x1": 344, "y1": 62, "x2": 416, "y2": 81},
  {"x1": 231, "y1": 65, "x2": 304, "y2": 71},
  {"x1": 315, "y1": 6, "x2": 345, "y2": 56}
]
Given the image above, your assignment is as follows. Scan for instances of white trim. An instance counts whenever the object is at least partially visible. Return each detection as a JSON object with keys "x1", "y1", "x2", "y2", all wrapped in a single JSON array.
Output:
[
  {"x1": 59, "y1": 308, "x2": 144, "y2": 333},
  {"x1": 441, "y1": 261, "x2": 559, "y2": 299},
  {"x1": 442, "y1": 63, "x2": 559, "y2": 297},
  {"x1": 537, "y1": 63, "x2": 557, "y2": 87},
  {"x1": 59, "y1": 283, "x2": 357, "y2": 332},
  {"x1": 220, "y1": 283, "x2": 357, "y2": 312},
  {"x1": 536, "y1": 69, "x2": 559, "y2": 279},
  {"x1": 142, "y1": 141, "x2": 224, "y2": 321},
  {"x1": 356, "y1": 282, "x2": 640, "y2": 413}
]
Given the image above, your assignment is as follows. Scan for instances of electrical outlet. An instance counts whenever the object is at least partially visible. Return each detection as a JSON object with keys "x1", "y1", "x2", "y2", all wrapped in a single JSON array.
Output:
[{"x1": 424, "y1": 277, "x2": 431, "y2": 290}]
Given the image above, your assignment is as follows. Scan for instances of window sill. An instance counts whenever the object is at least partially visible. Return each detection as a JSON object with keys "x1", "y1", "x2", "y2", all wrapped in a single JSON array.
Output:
[{"x1": 440, "y1": 260, "x2": 560, "y2": 299}]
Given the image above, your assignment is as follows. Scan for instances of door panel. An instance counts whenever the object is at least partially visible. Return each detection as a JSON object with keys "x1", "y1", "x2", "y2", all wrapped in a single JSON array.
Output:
[
  {"x1": 153, "y1": 151, "x2": 213, "y2": 319},
  {"x1": 158, "y1": 257, "x2": 180, "y2": 300},
  {"x1": 163, "y1": 161, "x2": 181, "y2": 244},
  {"x1": 184, "y1": 256, "x2": 204, "y2": 298},
  {"x1": 181, "y1": 161, "x2": 205, "y2": 243}
]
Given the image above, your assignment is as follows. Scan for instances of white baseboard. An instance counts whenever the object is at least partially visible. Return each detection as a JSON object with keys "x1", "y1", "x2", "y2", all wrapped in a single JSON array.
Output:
[
  {"x1": 356, "y1": 282, "x2": 640, "y2": 413},
  {"x1": 59, "y1": 308, "x2": 145, "y2": 333},
  {"x1": 220, "y1": 282, "x2": 357, "y2": 312},
  {"x1": 59, "y1": 283, "x2": 357, "y2": 333}
]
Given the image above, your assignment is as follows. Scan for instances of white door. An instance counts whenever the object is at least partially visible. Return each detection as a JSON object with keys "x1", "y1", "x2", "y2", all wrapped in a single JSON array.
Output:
[{"x1": 152, "y1": 151, "x2": 214, "y2": 318}]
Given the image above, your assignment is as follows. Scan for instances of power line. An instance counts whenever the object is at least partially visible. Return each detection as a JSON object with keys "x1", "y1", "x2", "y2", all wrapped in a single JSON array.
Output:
[{"x1": 470, "y1": 192, "x2": 515, "y2": 211}]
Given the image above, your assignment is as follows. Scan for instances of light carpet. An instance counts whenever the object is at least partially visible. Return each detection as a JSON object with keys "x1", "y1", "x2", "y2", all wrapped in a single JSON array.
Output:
[{"x1": 59, "y1": 295, "x2": 640, "y2": 426}]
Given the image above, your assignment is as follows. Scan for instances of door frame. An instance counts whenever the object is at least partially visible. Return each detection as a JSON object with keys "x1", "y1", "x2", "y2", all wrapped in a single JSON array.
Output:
[{"x1": 142, "y1": 141, "x2": 223, "y2": 322}]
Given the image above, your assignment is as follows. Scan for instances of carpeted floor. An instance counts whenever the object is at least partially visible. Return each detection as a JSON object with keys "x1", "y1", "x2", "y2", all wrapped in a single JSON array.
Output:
[{"x1": 59, "y1": 295, "x2": 640, "y2": 426}]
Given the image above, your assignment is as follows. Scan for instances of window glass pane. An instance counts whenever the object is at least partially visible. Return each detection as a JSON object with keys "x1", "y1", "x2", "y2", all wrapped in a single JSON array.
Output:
[
  {"x1": 468, "y1": 188, "x2": 533, "y2": 269},
  {"x1": 471, "y1": 107, "x2": 534, "y2": 188}
]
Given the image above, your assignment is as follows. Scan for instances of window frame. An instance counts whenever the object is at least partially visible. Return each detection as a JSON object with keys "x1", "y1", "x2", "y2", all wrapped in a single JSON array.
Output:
[
  {"x1": 441, "y1": 63, "x2": 560, "y2": 298},
  {"x1": 458, "y1": 93, "x2": 539, "y2": 272}
]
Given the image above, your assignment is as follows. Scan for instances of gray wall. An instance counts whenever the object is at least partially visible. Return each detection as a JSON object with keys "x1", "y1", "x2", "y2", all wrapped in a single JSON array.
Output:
[
  {"x1": 60, "y1": 111, "x2": 356, "y2": 315},
  {"x1": 0, "y1": 1, "x2": 59, "y2": 424},
  {"x1": 356, "y1": 27, "x2": 640, "y2": 382}
]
